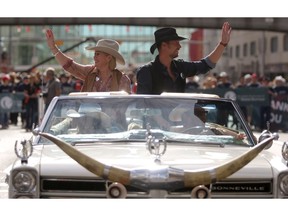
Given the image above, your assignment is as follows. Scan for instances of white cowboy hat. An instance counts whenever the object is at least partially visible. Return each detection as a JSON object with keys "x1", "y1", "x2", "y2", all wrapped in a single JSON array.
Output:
[
  {"x1": 85, "y1": 39, "x2": 125, "y2": 65},
  {"x1": 219, "y1": 71, "x2": 228, "y2": 77},
  {"x1": 66, "y1": 109, "x2": 111, "y2": 128},
  {"x1": 274, "y1": 75, "x2": 286, "y2": 83},
  {"x1": 169, "y1": 104, "x2": 206, "y2": 122},
  {"x1": 169, "y1": 104, "x2": 193, "y2": 122}
]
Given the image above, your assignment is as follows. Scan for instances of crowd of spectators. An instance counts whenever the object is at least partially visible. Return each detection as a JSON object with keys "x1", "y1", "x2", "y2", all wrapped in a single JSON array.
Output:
[
  {"x1": 1, "y1": 68, "x2": 288, "y2": 131},
  {"x1": 0, "y1": 70, "x2": 81, "y2": 130},
  {"x1": 186, "y1": 72, "x2": 288, "y2": 131},
  {"x1": 0, "y1": 64, "x2": 137, "y2": 130}
]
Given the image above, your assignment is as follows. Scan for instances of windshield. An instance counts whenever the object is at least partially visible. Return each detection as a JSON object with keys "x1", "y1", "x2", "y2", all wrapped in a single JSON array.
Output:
[{"x1": 40, "y1": 97, "x2": 254, "y2": 147}]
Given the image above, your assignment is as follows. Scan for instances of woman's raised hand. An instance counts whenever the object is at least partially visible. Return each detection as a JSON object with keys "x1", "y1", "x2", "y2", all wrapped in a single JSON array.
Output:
[{"x1": 45, "y1": 29, "x2": 57, "y2": 51}]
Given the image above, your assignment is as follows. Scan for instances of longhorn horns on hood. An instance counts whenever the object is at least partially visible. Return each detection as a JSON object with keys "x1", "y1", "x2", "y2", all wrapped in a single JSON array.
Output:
[
  {"x1": 40, "y1": 132, "x2": 274, "y2": 189},
  {"x1": 183, "y1": 136, "x2": 274, "y2": 187},
  {"x1": 40, "y1": 132, "x2": 130, "y2": 185}
]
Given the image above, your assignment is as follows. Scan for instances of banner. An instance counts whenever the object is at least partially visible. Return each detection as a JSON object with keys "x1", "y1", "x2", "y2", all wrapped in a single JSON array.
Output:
[
  {"x1": 0, "y1": 92, "x2": 24, "y2": 113},
  {"x1": 270, "y1": 96, "x2": 288, "y2": 132},
  {"x1": 2, "y1": 89, "x2": 287, "y2": 131},
  {"x1": 189, "y1": 87, "x2": 270, "y2": 107},
  {"x1": 186, "y1": 87, "x2": 287, "y2": 131}
]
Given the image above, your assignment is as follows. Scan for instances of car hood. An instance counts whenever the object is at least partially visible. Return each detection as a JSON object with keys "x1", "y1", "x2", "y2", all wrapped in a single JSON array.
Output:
[{"x1": 39, "y1": 142, "x2": 272, "y2": 179}]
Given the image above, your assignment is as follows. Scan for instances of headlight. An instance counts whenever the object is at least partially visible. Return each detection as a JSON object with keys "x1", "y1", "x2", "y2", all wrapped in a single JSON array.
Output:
[
  {"x1": 107, "y1": 182, "x2": 127, "y2": 198},
  {"x1": 279, "y1": 173, "x2": 288, "y2": 195},
  {"x1": 12, "y1": 171, "x2": 36, "y2": 192},
  {"x1": 191, "y1": 185, "x2": 211, "y2": 198}
]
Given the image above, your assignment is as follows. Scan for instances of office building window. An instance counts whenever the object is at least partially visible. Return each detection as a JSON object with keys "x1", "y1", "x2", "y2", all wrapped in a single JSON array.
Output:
[
  {"x1": 270, "y1": 36, "x2": 278, "y2": 53},
  {"x1": 250, "y1": 41, "x2": 256, "y2": 56},
  {"x1": 243, "y1": 43, "x2": 248, "y2": 57},
  {"x1": 236, "y1": 45, "x2": 240, "y2": 58}
]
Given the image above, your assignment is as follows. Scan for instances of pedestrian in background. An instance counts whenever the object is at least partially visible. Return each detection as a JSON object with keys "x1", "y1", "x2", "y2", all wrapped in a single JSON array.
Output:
[
  {"x1": 42, "y1": 67, "x2": 62, "y2": 112},
  {"x1": 185, "y1": 75, "x2": 200, "y2": 92},
  {"x1": 23, "y1": 74, "x2": 41, "y2": 132},
  {"x1": 8, "y1": 72, "x2": 20, "y2": 126},
  {"x1": 15, "y1": 74, "x2": 30, "y2": 129},
  {"x1": 273, "y1": 75, "x2": 288, "y2": 100},
  {"x1": 59, "y1": 73, "x2": 74, "y2": 95},
  {"x1": 0, "y1": 75, "x2": 13, "y2": 129},
  {"x1": 216, "y1": 71, "x2": 233, "y2": 88},
  {"x1": 259, "y1": 76, "x2": 275, "y2": 130},
  {"x1": 45, "y1": 29, "x2": 131, "y2": 93},
  {"x1": 136, "y1": 22, "x2": 232, "y2": 94}
]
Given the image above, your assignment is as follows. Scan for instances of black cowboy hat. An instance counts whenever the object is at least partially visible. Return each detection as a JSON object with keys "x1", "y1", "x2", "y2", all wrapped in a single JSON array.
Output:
[{"x1": 150, "y1": 27, "x2": 187, "y2": 54}]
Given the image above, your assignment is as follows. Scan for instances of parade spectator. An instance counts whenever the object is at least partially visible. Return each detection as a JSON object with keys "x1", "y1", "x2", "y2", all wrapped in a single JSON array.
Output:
[
  {"x1": 217, "y1": 71, "x2": 233, "y2": 88},
  {"x1": 71, "y1": 76, "x2": 83, "y2": 92},
  {"x1": 235, "y1": 74, "x2": 249, "y2": 125},
  {"x1": 271, "y1": 75, "x2": 288, "y2": 131},
  {"x1": 23, "y1": 74, "x2": 41, "y2": 132},
  {"x1": 248, "y1": 73, "x2": 261, "y2": 87},
  {"x1": 45, "y1": 29, "x2": 131, "y2": 93},
  {"x1": 15, "y1": 74, "x2": 30, "y2": 129},
  {"x1": 42, "y1": 67, "x2": 62, "y2": 112},
  {"x1": 0, "y1": 75, "x2": 13, "y2": 129},
  {"x1": 202, "y1": 75, "x2": 217, "y2": 89},
  {"x1": 185, "y1": 75, "x2": 200, "y2": 92},
  {"x1": 127, "y1": 72, "x2": 137, "y2": 94},
  {"x1": 235, "y1": 75, "x2": 246, "y2": 88},
  {"x1": 273, "y1": 75, "x2": 288, "y2": 100},
  {"x1": 8, "y1": 72, "x2": 20, "y2": 126},
  {"x1": 59, "y1": 73, "x2": 74, "y2": 95},
  {"x1": 136, "y1": 22, "x2": 232, "y2": 94},
  {"x1": 259, "y1": 76, "x2": 275, "y2": 130},
  {"x1": 243, "y1": 73, "x2": 261, "y2": 130},
  {"x1": 243, "y1": 74, "x2": 252, "y2": 86},
  {"x1": 215, "y1": 71, "x2": 235, "y2": 127}
]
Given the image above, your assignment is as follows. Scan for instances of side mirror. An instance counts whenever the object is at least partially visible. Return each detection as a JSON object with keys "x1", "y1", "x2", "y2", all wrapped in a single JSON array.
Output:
[
  {"x1": 257, "y1": 129, "x2": 279, "y2": 149},
  {"x1": 32, "y1": 127, "x2": 41, "y2": 136}
]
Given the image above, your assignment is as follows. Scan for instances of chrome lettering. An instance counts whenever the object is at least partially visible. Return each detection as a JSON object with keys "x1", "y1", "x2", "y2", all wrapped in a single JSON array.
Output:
[{"x1": 212, "y1": 185, "x2": 266, "y2": 191}]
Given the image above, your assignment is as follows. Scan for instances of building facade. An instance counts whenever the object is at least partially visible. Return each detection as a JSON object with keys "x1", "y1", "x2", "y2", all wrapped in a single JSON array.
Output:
[
  {"x1": 204, "y1": 29, "x2": 288, "y2": 82},
  {"x1": 0, "y1": 25, "x2": 194, "y2": 74},
  {"x1": 1, "y1": 24, "x2": 288, "y2": 82}
]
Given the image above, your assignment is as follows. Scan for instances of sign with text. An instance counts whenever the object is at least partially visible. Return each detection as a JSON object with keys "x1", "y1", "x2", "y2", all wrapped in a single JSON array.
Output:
[
  {"x1": 188, "y1": 87, "x2": 270, "y2": 107},
  {"x1": 0, "y1": 93, "x2": 24, "y2": 113}
]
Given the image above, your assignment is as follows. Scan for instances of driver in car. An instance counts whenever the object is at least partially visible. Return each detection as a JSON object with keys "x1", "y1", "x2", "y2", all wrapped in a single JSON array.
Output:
[{"x1": 169, "y1": 104, "x2": 246, "y2": 140}]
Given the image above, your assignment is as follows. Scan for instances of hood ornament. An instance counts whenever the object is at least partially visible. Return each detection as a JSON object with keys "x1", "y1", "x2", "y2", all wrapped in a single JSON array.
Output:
[
  {"x1": 145, "y1": 123, "x2": 167, "y2": 163},
  {"x1": 147, "y1": 136, "x2": 167, "y2": 163},
  {"x1": 14, "y1": 139, "x2": 33, "y2": 164}
]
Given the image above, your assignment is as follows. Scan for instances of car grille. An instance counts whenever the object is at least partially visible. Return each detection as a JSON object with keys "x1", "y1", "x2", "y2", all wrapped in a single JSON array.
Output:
[{"x1": 40, "y1": 178, "x2": 273, "y2": 198}]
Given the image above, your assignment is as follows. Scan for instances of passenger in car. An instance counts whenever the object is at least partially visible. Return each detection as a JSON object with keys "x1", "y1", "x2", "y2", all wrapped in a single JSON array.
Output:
[
  {"x1": 50, "y1": 109, "x2": 112, "y2": 135},
  {"x1": 136, "y1": 22, "x2": 232, "y2": 94},
  {"x1": 45, "y1": 29, "x2": 131, "y2": 93}
]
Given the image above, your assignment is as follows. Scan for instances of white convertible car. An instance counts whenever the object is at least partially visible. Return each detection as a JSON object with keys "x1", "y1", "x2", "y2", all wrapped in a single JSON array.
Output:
[{"x1": 6, "y1": 91, "x2": 288, "y2": 198}]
